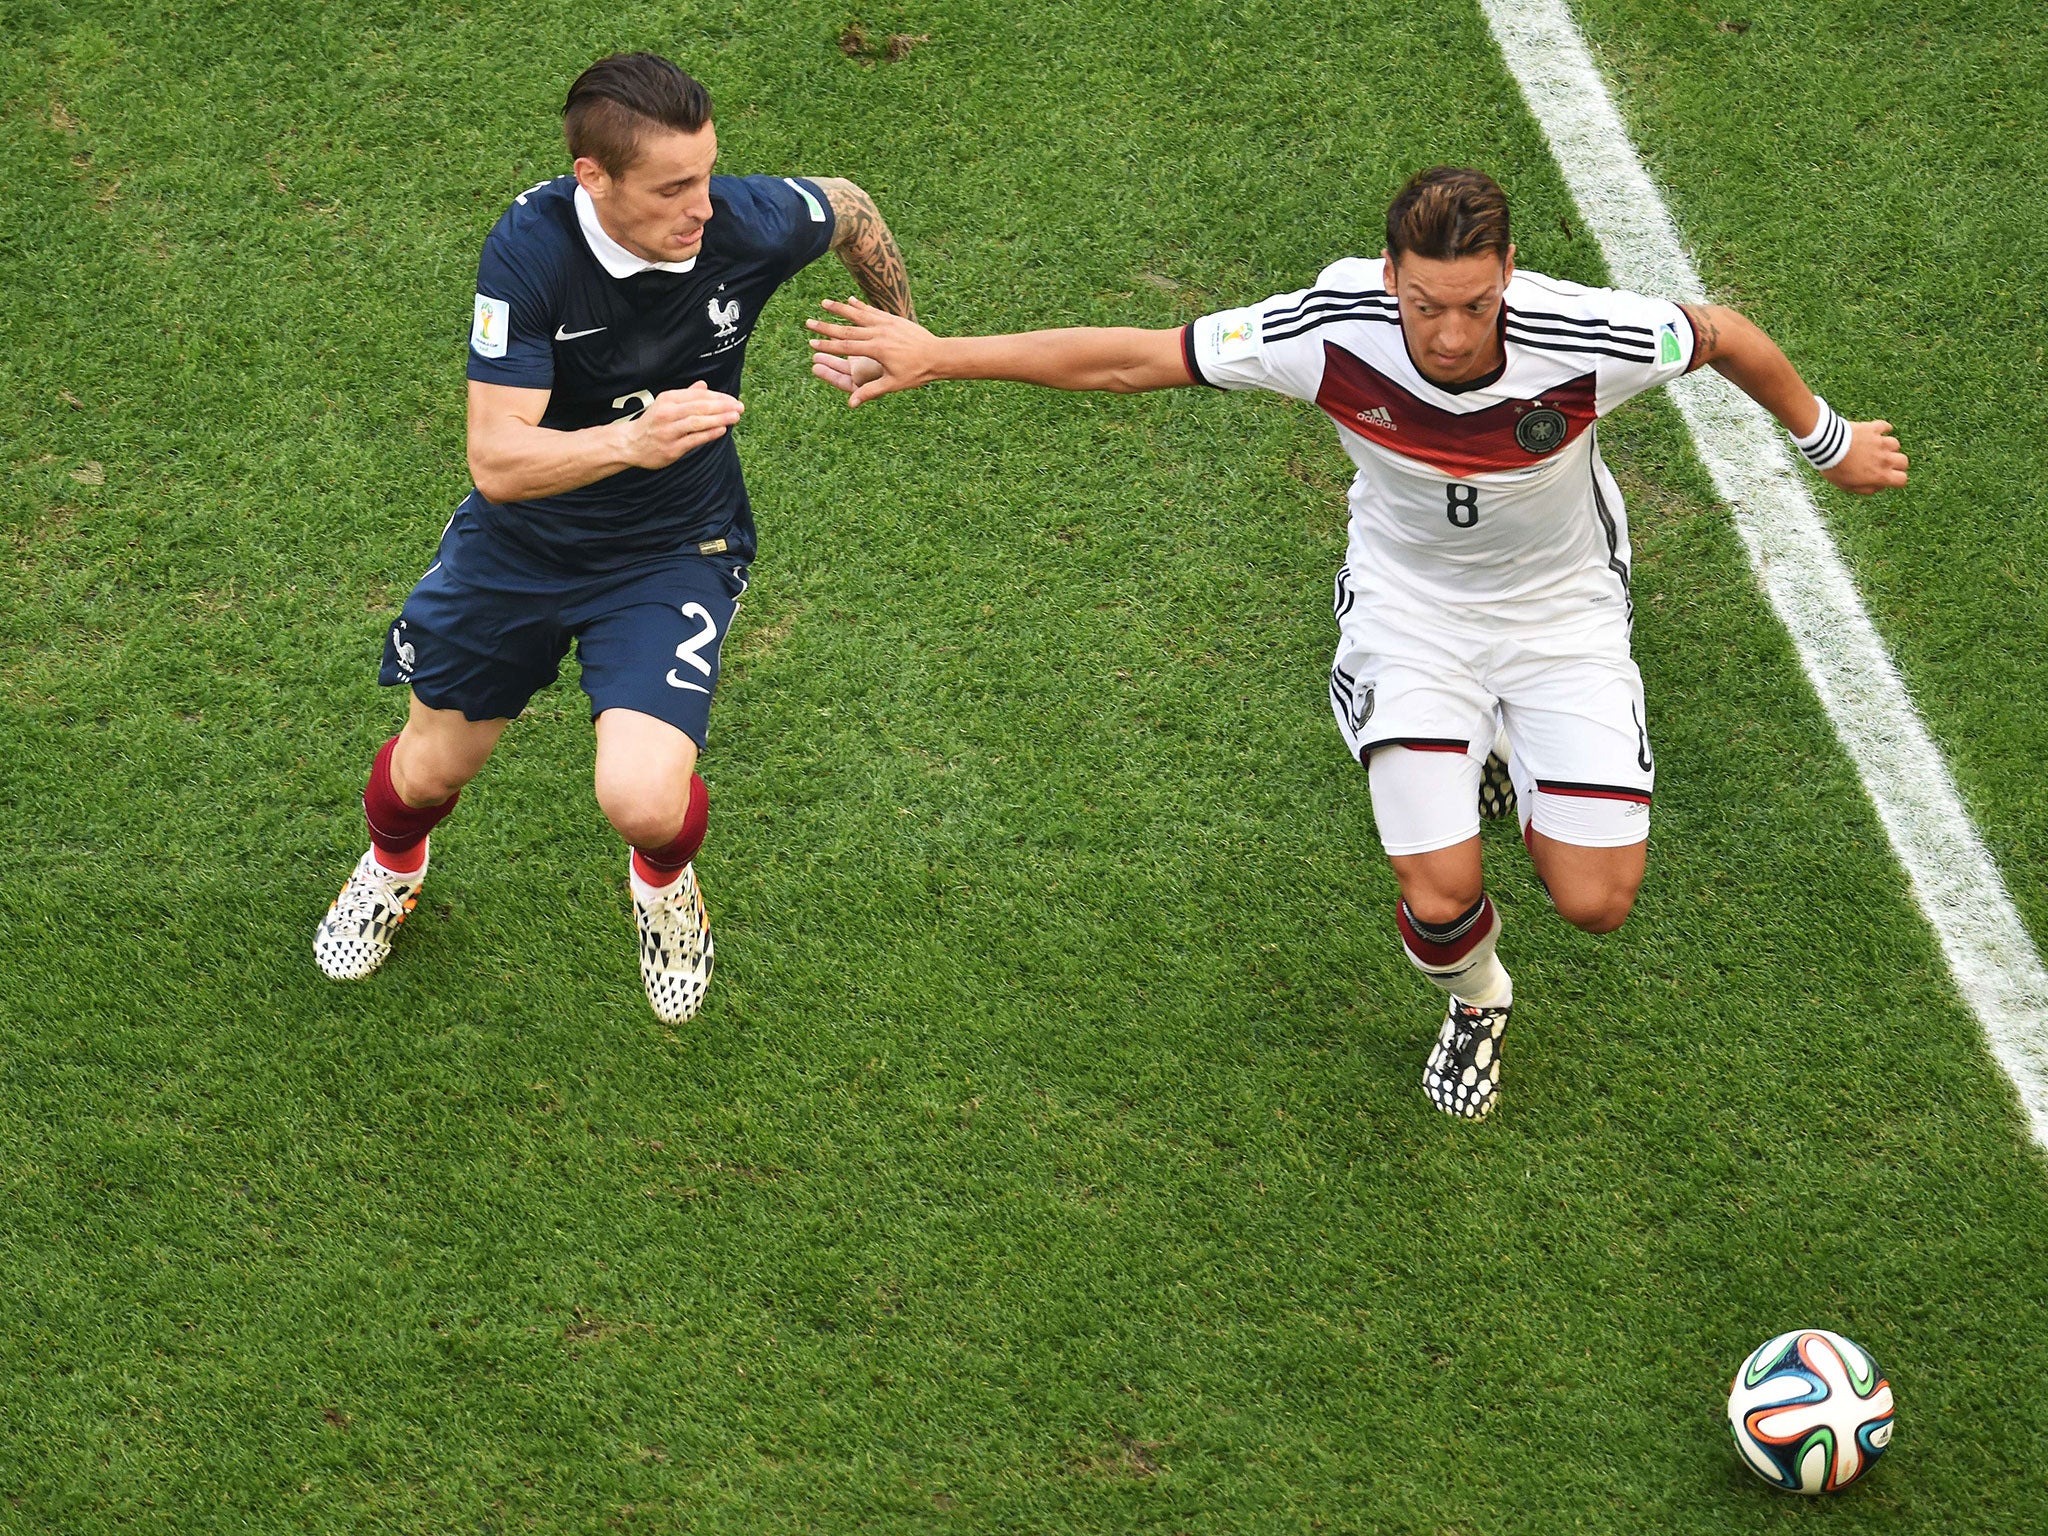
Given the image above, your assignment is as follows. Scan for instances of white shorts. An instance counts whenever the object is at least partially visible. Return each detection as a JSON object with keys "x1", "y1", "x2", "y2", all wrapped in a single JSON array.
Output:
[{"x1": 1328, "y1": 568, "x2": 1653, "y2": 855}]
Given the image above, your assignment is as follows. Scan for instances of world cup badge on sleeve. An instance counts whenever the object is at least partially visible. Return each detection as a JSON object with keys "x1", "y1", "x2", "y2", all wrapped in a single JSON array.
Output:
[{"x1": 472, "y1": 294, "x2": 510, "y2": 358}]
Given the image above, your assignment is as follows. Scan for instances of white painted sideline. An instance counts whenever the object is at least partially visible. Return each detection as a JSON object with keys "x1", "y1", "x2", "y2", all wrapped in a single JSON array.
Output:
[{"x1": 1480, "y1": 0, "x2": 2048, "y2": 1149}]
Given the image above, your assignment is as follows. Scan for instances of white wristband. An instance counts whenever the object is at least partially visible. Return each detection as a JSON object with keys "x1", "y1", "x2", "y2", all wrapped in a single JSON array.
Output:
[{"x1": 1792, "y1": 396, "x2": 1851, "y2": 471}]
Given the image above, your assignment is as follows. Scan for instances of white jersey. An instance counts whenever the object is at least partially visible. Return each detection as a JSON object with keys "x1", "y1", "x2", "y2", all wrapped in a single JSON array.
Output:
[{"x1": 1185, "y1": 258, "x2": 1699, "y2": 611}]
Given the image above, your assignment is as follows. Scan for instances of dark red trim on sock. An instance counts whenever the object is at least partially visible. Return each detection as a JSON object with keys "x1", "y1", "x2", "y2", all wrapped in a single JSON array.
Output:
[
  {"x1": 363, "y1": 735, "x2": 457, "y2": 867},
  {"x1": 632, "y1": 773, "x2": 710, "y2": 887},
  {"x1": 1397, "y1": 895, "x2": 1496, "y2": 968}
]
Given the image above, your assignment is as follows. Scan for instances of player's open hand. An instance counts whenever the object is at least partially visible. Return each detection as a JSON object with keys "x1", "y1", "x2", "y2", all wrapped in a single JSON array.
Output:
[
  {"x1": 806, "y1": 298, "x2": 939, "y2": 407},
  {"x1": 619, "y1": 381, "x2": 745, "y2": 470},
  {"x1": 1823, "y1": 419, "x2": 1909, "y2": 495}
]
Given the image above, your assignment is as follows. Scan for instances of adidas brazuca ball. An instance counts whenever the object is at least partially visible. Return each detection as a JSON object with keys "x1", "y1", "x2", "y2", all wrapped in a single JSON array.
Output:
[{"x1": 1727, "y1": 1329, "x2": 1895, "y2": 1493}]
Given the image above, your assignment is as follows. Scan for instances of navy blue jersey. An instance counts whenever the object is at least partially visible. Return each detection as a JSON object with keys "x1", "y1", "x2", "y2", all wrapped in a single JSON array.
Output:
[{"x1": 465, "y1": 173, "x2": 836, "y2": 572}]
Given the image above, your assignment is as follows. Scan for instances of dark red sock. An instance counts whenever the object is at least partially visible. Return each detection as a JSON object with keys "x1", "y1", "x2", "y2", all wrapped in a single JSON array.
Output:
[
  {"x1": 630, "y1": 773, "x2": 709, "y2": 888},
  {"x1": 363, "y1": 735, "x2": 458, "y2": 873},
  {"x1": 1396, "y1": 895, "x2": 1496, "y2": 968}
]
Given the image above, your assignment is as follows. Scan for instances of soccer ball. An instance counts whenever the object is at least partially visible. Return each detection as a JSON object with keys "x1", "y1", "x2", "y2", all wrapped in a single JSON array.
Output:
[{"x1": 1727, "y1": 1329, "x2": 1895, "y2": 1493}]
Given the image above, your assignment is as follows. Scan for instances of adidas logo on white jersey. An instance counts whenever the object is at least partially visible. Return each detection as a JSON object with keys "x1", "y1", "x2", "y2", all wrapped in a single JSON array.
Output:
[{"x1": 1354, "y1": 405, "x2": 1396, "y2": 431}]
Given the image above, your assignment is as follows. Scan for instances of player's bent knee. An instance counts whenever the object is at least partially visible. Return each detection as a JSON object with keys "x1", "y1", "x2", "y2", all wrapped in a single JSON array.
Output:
[
  {"x1": 591, "y1": 710, "x2": 700, "y2": 844},
  {"x1": 604, "y1": 805, "x2": 689, "y2": 850},
  {"x1": 593, "y1": 751, "x2": 696, "y2": 848},
  {"x1": 1550, "y1": 880, "x2": 1641, "y2": 934},
  {"x1": 1373, "y1": 749, "x2": 1487, "y2": 923},
  {"x1": 1559, "y1": 900, "x2": 1634, "y2": 935},
  {"x1": 596, "y1": 783, "x2": 692, "y2": 850},
  {"x1": 398, "y1": 755, "x2": 480, "y2": 806},
  {"x1": 1387, "y1": 840, "x2": 1484, "y2": 927},
  {"x1": 392, "y1": 737, "x2": 493, "y2": 806},
  {"x1": 1401, "y1": 876, "x2": 1486, "y2": 926}
]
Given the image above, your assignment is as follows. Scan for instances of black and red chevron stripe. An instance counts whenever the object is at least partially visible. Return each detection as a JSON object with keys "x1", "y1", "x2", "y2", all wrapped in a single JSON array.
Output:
[{"x1": 1314, "y1": 342, "x2": 1597, "y2": 478}]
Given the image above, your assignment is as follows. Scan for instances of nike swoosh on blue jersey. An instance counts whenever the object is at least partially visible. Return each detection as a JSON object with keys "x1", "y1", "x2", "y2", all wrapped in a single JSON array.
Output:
[{"x1": 555, "y1": 325, "x2": 607, "y2": 341}]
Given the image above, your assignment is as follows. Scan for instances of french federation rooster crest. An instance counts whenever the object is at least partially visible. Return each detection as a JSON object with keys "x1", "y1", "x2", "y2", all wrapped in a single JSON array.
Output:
[{"x1": 708, "y1": 296, "x2": 741, "y2": 337}]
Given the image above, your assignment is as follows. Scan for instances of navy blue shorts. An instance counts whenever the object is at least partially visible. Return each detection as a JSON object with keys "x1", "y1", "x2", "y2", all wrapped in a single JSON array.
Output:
[{"x1": 379, "y1": 500, "x2": 749, "y2": 746}]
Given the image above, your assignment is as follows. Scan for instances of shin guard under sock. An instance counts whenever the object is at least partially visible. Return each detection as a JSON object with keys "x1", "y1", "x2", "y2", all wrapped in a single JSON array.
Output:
[
  {"x1": 1397, "y1": 894, "x2": 1511, "y2": 1007},
  {"x1": 363, "y1": 735, "x2": 458, "y2": 873},
  {"x1": 630, "y1": 773, "x2": 710, "y2": 890}
]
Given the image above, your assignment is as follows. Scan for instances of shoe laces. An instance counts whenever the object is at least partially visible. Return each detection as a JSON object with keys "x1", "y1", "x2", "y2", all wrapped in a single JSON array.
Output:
[
  {"x1": 333, "y1": 858, "x2": 414, "y2": 926},
  {"x1": 637, "y1": 873, "x2": 695, "y2": 920}
]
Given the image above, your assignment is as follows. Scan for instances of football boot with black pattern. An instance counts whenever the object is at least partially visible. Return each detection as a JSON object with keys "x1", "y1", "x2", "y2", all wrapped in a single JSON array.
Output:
[
  {"x1": 1422, "y1": 996, "x2": 1511, "y2": 1119},
  {"x1": 314, "y1": 843, "x2": 428, "y2": 980},
  {"x1": 633, "y1": 857, "x2": 715, "y2": 1023}
]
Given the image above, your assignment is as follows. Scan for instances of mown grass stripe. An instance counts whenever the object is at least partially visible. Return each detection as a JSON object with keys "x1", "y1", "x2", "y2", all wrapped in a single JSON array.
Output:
[{"x1": 1480, "y1": 0, "x2": 2048, "y2": 1148}]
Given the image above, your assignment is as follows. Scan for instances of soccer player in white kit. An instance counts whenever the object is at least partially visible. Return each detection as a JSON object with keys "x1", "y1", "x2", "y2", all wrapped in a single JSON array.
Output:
[{"x1": 806, "y1": 167, "x2": 1907, "y2": 1119}]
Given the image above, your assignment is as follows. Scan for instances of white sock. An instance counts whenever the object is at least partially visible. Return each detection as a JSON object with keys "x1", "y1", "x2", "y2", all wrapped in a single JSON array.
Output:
[
  {"x1": 1452, "y1": 954, "x2": 1513, "y2": 1009},
  {"x1": 1402, "y1": 895, "x2": 1510, "y2": 1005},
  {"x1": 369, "y1": 841, "x2": 427, "y2": 882},
  {"x1": 630, "y1": 864, "x2": 688, "y2": 906}
]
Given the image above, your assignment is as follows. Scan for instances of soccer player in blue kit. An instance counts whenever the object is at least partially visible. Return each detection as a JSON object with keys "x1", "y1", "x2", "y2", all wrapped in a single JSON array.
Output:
[{"x1": 314, "y1": 53, "x2": 915, "y2": 1021}]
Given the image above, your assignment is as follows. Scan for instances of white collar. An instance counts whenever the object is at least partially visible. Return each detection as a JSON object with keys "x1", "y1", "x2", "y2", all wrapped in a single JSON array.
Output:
[{"x1": 574, "y1": 184, "x2": 698, "y2": 277}]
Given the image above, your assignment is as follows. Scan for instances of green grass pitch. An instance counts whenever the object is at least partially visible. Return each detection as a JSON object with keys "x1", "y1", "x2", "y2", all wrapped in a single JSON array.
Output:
[{"x1": 4, "y1": 0, "x2": 2047, "y2": 1529}]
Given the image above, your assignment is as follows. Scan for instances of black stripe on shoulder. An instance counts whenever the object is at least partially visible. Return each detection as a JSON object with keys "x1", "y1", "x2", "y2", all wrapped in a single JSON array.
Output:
[
  {"x1": 1509, "y1": 305, "x2": 1654, "y2": 337},
  {"x1": 1267, "y1": 297, "x2": 1399, "y2": 333},
  {"x1": 1271, "y1": 290, "x2": 1397, "y2": 319},
  {"x1": 1506, "y1": 330, "x2": 1659, "y2": 366},
  {"x1": 1264, "y1": 297, "x2": 1397, "y2": 336},
  {"x1": 1265, "y1": 308, "x2": 1401, "y2": 344},
  {"x1": 1266, "y1": 285, "x2": 1393, "y2": 326},
  {"x1": 1506, "y1": 318, "x2": 1656, "y2": 355},
  {"x1": 1507, "y1": 316, "x2": 1657, "y2": 351}
]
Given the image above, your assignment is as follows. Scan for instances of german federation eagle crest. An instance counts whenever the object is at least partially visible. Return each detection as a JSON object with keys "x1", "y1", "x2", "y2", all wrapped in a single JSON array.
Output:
[{"x1": 1515, "y1": 405, "x2": 1569, "y2": 455}]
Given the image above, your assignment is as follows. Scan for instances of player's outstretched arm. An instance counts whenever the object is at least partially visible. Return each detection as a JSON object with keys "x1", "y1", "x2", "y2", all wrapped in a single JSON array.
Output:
[
  {"x1": 1678, "y1": 302, "x2": 1908, "y2": 494},
  {"x1": 813, "y1": 180, "x2": 917, "y2": 320},
  {"x1": 806, "y1": 297, "x2": 1192, "y2": 407},
  {"x1": 467, "y1": 379, "x2": 743, "y2": 504}
]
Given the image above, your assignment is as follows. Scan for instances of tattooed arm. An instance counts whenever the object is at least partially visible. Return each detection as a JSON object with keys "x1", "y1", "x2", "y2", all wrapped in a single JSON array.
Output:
[
  {"x1": 813, "y1": 178, "x2": 916, "y2": 320},
  {"x1": 1677, "y1": 301, "x2": 1906, "y2": 493}
]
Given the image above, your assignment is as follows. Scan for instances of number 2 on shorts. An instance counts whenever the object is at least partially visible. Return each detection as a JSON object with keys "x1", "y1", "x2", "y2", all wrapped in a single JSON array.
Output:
[{"x1": 665, "y1": 602, "x2": 719, "y2": 692}]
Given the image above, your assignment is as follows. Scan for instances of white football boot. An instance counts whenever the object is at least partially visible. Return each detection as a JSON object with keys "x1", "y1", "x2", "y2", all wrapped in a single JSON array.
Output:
[
  {"x1": 1422, "y1": 996, "x2": 1511, "y2": 1120},
  {"x1": 314, "y1": 842, "x2": 428, "y2": 980},
  {"x1": 632, "y1": 857, "x2": 714, "y2": 1023}
]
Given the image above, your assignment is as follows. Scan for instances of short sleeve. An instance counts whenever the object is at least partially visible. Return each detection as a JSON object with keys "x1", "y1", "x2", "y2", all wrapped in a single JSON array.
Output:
[
  {"x1": 726, "y1": 174, "x2": 836, "y2": 284},
  {"x1": 467, "y1": 229, "x2": 557, "y2": 389},
  {"x1": 1591, "y1": 289, "x2": 1697, "y2": 415},
  {"x1": 1183, "y1": 286, "x2": 1328, "y2": 402}
]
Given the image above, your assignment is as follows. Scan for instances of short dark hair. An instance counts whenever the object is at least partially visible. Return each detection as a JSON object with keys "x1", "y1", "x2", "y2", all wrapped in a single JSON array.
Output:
[
  {"x1": 563, "y1": 53, "x2": 712, "y2": 178},
  {"x1": 1385, "y1": 167, "x2": 1512, "y2": 264}
]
